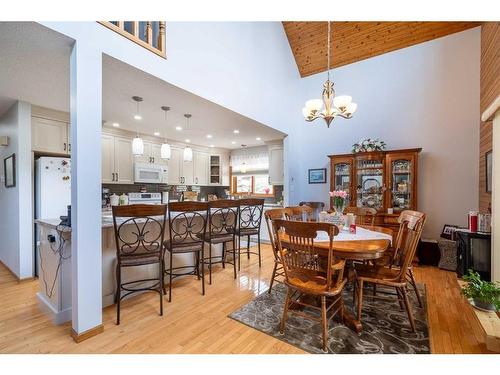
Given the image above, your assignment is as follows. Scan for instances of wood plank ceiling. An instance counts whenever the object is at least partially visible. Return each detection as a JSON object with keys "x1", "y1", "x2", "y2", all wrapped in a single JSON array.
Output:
[{"x1": 283, "y1": 22, "x2": 481, "y2": 77}]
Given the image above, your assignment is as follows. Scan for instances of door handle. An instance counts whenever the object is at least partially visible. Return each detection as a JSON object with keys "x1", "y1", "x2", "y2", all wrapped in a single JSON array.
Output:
[
  {"x1": 152, "y1": 157, "x2": 155, "y2": 163},
  {"x1": 68, "y1": 144, "x2": 71, "y2": 152},
  {"x1": 63, "y1": 142, "x2": 67, "y2": 151},
  {"x1": 112, "y1": 173, "x2": 115, "y2": 181},
  {"x1": 116, "y1": 173, "x2": 119, "y2": 181}
]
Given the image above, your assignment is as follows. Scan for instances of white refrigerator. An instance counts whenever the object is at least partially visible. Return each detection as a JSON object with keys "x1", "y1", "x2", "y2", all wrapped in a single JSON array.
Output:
[{"x1": 35, "y1": 157, "x2": 71, "y2": 221}]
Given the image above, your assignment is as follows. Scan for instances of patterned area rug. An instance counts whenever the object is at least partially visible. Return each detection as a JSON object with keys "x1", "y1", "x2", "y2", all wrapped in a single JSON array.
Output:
[{"x1": 229, "y1": 283, "x2": 430, "y2": 354}]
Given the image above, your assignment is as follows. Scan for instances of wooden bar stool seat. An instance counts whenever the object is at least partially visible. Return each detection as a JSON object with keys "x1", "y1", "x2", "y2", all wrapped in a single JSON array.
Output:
[
  {"x1": 164, "y1": 201, "x2": 209, "y2": 302},
  {"x1": 112, "y1": 204, "x2": 168, "y2": 325}
]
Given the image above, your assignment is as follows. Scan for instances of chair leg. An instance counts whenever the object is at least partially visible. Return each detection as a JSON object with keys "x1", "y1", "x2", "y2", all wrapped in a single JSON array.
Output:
[
  {"x1": 168, "y1": 252, "x2": 173, "y2": 303},
  {"x1": 373, "y1": 284, "x2": 377, "y2": 296},
  {"x1": 268, "y1": 262, "x2": 278, "y2": 294},
  {"x1": 356, "y1": 279, "x2": 364, "y2": 321},
  {"x1": 195, "y1": 251, "x2": 200, "y2": 280},
  {"x1": 400, "y1": 287, "x2": 416, "y2": 332},
  {"x1": 395, "y1": 287, "x2": 405, "y2": 310},
  {"x1": 321, "y1": 295, "x2": 328, "y2": 352},
  {"x1": 339, "y1": 295, "x2": 345, "y2": 323},
  {"x1": 232, "y1": 238, "x2": 237, "y2": 279},
  {"x1": 116, "y1": 263, "x2": 121, "y2": 325},
  {"x1": 208, "y1": 243, "x2": 212, "y2": 285},
  {"x1": 222, "y1": 242, "x2": 226, "y2": 269},
  {"x1": 159, "y1": 260, "x2": 163, "y2": 316},
  {"x1": 257, "y1": 233, "x2": 262, "y2": 268},
  {"x1": 162, "y1": 258, "x2": 167, "y2": 295},
  {"x1": 238, "y1": 236, "x2": 241, "y2": 271},
  {"x1": 408, "y1": 268, "x2": 423, "y2": 308},
  {"x1": 247, "y1": 235, "x2": 250, "y2": 259},
  {"x1": 280, "y1": 288, "x2": 292, "y2": 334},
  {"x1": 200, "y1": 249, "x2": 205, "y2": 296},
  {"x1": 352, "y1": 278, "x2": 357, "y2": 308}
]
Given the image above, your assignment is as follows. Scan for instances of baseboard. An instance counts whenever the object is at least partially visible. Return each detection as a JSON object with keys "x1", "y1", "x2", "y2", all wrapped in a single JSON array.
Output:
[
  {"x1": 0, "y1": 260, "x2": 35, "y2": 282},
  {"x1": 36, "y1": 292, "x2": 72, "y2": 325},
  {"x1": 71, "y1": 324, "x2": 104, "y2": 343}
]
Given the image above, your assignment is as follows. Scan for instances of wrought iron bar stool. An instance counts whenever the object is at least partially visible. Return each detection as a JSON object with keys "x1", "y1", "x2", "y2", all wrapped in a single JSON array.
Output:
[
  {"x1": 227, "y1": 198, "x2": 264, "y2": 270},
  {"x1": 112, "y1": 204, "x2": 167, "y2": 325},
  {"x1": 199, "y1": 199, "x2": 239, "y2": 283},
  {"x1": 164, "y1": 201, "x2": 209, "y2": 302}
]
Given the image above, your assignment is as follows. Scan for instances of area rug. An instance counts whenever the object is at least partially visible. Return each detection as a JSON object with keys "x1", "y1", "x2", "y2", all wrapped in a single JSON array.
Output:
[{"x1": 229, "y1": 283, "x2": 430, "y2": 354}]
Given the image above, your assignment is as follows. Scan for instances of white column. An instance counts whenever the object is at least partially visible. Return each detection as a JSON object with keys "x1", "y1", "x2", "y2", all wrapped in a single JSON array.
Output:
[
  {"x1": 70, "y1": 41, "x2": 103, "y2": 335},
  {"x1": 492, "y1": 111, "x2": 500, "y2": 282}
]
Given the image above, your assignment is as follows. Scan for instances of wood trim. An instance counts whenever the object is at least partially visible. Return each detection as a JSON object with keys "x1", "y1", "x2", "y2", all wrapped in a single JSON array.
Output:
[
  {"x1": 97, "y1": 21, "x2": 166, "y2": 59},
  {"x1": 328, "y1": 148, "x2": 422, "y2": 159},
  {"x1": 71, "y1": 324, "x2": 104, "y2": 343},
  {"x1": 481, "y1": 95, "x2": 500, "y2": 122}
]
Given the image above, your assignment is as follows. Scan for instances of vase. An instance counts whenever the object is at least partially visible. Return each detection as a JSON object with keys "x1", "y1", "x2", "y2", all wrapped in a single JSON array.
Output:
[
  {"x1": 472, "y1": 298, "x2": 497, "y2": 312},
  {"x1": 334, "y1": 204, "x2": 344, "y2": 216}
]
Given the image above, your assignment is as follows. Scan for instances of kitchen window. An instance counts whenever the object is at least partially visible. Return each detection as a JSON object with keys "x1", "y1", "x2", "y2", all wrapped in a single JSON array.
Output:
[{"x1": 232, "y1": 174, "x2": 274, "y2": 196}]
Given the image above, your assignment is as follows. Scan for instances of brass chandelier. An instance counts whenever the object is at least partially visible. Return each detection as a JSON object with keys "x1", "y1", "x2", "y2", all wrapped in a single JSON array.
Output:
[{"x1": 302, "y1": 21, "x2": 357, "y2": 127}]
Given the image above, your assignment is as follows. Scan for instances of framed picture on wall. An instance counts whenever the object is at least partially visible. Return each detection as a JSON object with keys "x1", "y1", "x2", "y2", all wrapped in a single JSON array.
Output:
[
  {"x1": 4, "y1": 153, "x2": 16, "y2": 188},
  {"x1": 486, "y1": 150, "x2": 492, "y2": 193},
  {"x1": 308, "y1": 168, "x2": 326, "y2": 184}
]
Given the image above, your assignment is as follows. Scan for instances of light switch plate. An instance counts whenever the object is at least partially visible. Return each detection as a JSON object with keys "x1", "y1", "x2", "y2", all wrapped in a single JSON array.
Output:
[{"x1": 0, "y1": 136, "x2": 9, "y2": 146}]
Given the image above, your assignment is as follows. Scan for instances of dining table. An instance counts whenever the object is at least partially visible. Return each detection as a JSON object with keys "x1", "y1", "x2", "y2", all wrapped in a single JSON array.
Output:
[{"x1": 278, "y1": 224, "x2": 393, "y2": 333}]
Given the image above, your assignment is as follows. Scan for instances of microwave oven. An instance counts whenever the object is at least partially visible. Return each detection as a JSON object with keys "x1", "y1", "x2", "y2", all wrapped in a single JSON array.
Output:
[{"x1": 134, "y1": 162, "x2": 167, "y2": 184}]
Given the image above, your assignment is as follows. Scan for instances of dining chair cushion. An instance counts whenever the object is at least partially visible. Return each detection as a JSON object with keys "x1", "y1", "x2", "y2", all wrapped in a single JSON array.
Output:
[
  {"x1": 120, "y1": 251, "x2": 163, "y2": 267},
  {"x1": 354, "y1": 263, "x2": 401, "y2": 282},
  {"x1": 196, "y1": 232, "x2": 234, "y2": 244},
  {"x1": 236, "y1": 228, "x2": 260, "y2": 236},
  {"x1": 164, "y1": 241, "x2": 204, "y2": 253}
]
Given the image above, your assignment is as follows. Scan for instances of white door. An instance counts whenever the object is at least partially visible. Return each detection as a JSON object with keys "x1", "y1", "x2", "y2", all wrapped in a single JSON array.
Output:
[
  {"x1": 101, "y1": 134, "x2": 115, "y2": 183},
  {"x1": 114, "y1": 136, "x2": 134, "y2": 184},
  {"x1": 151, "y1": 143, "x2": 166, "y2": 165},
  {"x1": 193, "y1": 151, "x2": 208, "y2": 185},
  {"x1": 269, "y1": 147, "x2": 284, "y2": 185},
  {"x1": 32, "y1": 117, "x2": 69, "y2": 154},
  {"x1": 167, "y1": 147, "x2": 182, "y2": 184}
]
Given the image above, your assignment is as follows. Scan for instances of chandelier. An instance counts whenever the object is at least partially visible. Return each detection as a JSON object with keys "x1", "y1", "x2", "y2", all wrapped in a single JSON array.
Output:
[{"x1": 302, "y1": 21, "x2": 357, "y2": 127}]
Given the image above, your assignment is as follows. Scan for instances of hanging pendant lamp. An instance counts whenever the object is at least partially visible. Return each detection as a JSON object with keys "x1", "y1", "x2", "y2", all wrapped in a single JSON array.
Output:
[
  {"x1": 132, "y1": 96, "x2": 144, "y2": 155},
  {"x1": 183, "y1": 114, "x2": 193, "y2": 162},
  {"x1": 160, "y1": 106, "x2": 171, "y2": 160}
]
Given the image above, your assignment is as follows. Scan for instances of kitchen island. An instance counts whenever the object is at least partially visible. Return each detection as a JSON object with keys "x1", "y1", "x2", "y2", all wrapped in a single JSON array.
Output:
[{"x1": 35, "y1": 210, "x2": 240, "y2": 325}]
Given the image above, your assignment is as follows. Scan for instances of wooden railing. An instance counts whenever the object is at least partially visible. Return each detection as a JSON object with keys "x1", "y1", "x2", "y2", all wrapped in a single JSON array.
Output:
[{"x1": 98, "y1": 21, "x2": 166, "y2": 58}]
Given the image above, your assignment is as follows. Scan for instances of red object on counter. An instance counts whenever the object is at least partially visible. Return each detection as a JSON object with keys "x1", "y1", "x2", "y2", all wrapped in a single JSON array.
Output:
[
  {"x1": 350, "y1": 224, "x2": 357, "y2": 234},
  {"x1": 468, "y1": 211, "x2": 478, "y2": 232}
]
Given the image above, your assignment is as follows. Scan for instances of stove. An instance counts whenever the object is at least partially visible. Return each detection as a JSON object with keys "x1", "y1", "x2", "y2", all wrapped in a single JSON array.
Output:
[{"x1": 128, "y1": 192, "x2": 162, "y2": 205}]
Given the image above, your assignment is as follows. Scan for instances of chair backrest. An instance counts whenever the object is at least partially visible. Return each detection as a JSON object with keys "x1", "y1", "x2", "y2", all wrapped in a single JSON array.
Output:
[
  {"x1": 299, "y1": 201, "x2": 325, "y2": 221},
  {"x1": 112, "y1": 204, "x2": 167, "y2": 259},
  {"x1": 273, "y1": 219, "x2": 344, "y2": 292},
  {"x1": 167, "y1": 201, "x2": 209, "y2": 247},
  {"x1": 343, "y1": 206, "x2": 377, "y2": 226},
  {"x1": 207, "y1": 199, "x2": 239, "y2": 240},
  {"x1": 264, "y1": 208, "x2": 293, "y2": 260},
  {"x1": 238, "y1": 198, "x2": 265, "y2": 231},
  {"x1": 391, "y1": 210, "x2": 426, "y2": 266},
  {"x1": 394, "y1": 213, "x2": 426, "y2": 281},
  {"x1": 285, "y1": 205, "x2": 314, "y2": 221}
]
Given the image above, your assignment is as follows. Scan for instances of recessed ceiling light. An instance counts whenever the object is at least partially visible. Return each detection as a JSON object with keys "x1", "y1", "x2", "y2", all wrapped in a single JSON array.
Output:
[
  {"x1": 256, "y1": 137, "x2": 261, "y2": 141},
  {"x1": 175, "y1": 126, "x2": 183, "y2": 131},
  {"x1": 134, "y1": 114, "x2": 142, "y2": 121},
  {"x1": 231, "y1": 141, "x2": 236, "y2": 145},
  {"x1": 185, "y1": 139, "x2": 191, "y2": 143},
  {"x1": 233, "y1": 130, "x2": 240, "y2": 134},
  {"x1": 154, "y1": 132, "x2": 160, "y2": 136},
  {"x1": 111, "y1": 122, "x2": 120, "y2": 128},
  {"x1": 210, "y1": 144, "x2": 214, "y2": 148},
  {"x1": 206, "y1": 134, "x2": 213, "y2": 139}
]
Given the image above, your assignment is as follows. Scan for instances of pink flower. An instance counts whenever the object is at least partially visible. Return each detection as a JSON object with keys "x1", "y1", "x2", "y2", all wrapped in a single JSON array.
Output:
[{"x1": 329, "y1": 191, "x2": 334, "y2": 197}]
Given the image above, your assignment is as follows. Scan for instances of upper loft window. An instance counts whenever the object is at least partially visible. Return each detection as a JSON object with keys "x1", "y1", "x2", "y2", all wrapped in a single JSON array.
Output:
[{"x1": 99, "y1": 21, "x2": 166, "y2": 58}]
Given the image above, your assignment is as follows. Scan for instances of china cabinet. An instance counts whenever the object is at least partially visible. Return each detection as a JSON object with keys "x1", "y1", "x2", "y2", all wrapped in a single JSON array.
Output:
[{"x1": 328, "y1": 148, "x2": 421, "y2": 230}]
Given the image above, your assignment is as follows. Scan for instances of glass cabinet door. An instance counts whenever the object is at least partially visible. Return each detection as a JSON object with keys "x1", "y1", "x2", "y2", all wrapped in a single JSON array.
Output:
[
  {"x1": 333, "y1": 161, "x2": 352, "y2": 206},
  {"x1": 388, "y1": 155, "x2": 414, "y2": 212},
  {"x1": 355, "y1": 155, "x2": 385, "y2": 211}
]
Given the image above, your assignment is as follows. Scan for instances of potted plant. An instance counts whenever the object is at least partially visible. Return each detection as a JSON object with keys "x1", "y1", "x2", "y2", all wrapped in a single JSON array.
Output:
[
  {"x1": 461, "y1": 270, "x2": 500, "y2": 312},
  {"x1": 329, "y1": 190, "x2": 348, "y2": 215}
]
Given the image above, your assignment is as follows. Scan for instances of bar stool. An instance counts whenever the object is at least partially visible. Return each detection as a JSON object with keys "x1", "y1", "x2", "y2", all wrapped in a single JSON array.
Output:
[
  {"x1": 199, "y1": 199, "x2": 239, "y2": 283},
  {"x1": 228, "y1": 198, "x2": 264, "y2": 270},
  {"x1": 112, "y1": 204, "x2": 167, "y2": 325},
  {"x1": 164, "y1": 201, "x2": 209, "y2": 302}
]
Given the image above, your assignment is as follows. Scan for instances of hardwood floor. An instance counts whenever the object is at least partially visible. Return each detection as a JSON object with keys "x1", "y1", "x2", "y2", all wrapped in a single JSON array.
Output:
[{"x1": 0, "y1": 245, "x2": 492, "y2": 353}]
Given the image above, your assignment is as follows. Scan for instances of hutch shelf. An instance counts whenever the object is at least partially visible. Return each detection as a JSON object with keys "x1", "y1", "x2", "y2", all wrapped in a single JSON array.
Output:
[{"x1": 328, "y1": 148, "x2": 422, "y2": 231}]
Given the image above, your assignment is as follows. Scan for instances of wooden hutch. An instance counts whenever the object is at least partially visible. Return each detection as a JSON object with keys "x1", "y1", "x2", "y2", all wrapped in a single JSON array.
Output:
[{"x1": 328, "y1": 148, "x2": 421, "y2": 232}]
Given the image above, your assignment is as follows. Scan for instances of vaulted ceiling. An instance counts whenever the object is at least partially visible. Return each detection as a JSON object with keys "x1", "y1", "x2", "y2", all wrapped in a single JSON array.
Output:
[{"x1": 283, "y1": 22, "x2": 481, "y2": 77}]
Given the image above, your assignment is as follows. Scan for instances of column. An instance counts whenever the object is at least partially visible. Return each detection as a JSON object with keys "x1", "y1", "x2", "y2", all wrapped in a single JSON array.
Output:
[{"x1": 70, "y1": 41, "x2": 103, "y2": 340}]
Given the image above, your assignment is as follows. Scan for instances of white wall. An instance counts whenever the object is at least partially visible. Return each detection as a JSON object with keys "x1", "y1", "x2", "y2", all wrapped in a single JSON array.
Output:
[
  {"x1": 0, "y1": 101, "x2": 33, "y2": 278},
  {"x1": 292, "y1": 28, "x2": 481, "y2": 239}
]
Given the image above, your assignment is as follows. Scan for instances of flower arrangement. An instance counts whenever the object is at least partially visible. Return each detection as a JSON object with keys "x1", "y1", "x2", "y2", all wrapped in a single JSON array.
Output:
[
  {"x1": 329, "y1": 190, "x2": 348, "y2": 214},
  {"x1": 352, "y1": 138, "x2": 387, "y2": 153}
]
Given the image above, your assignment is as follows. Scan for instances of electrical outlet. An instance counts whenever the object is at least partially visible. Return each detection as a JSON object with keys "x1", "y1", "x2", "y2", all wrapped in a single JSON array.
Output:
[{"x1": 47, "y1": 235, "x2": 56, "y2": 243}]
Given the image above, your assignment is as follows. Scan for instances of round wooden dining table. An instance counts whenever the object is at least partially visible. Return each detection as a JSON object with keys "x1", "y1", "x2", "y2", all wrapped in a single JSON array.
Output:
[{"x1": 277, "y1": 224, "x2": 393, "y2": 333}]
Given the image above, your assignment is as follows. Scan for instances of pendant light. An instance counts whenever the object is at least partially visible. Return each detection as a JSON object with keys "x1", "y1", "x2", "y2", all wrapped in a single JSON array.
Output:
[
  {"x1": 302, "y1": 22, "x2": 357, "y2": 127},
  {"x1": 132, "y1": 96, "x2": 144, "y2": 155},
  {"x1": 183, "y1": 114, "x2": 193, "y2": 163},
  {"x1": 160, "y1": 106, "x2": 171, "y2": 160}
]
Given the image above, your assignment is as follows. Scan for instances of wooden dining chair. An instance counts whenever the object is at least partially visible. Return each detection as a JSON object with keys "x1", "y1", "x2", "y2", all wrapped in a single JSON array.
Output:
[
  {"x1": 273, "y1": 219, "x2": 346, "y2": 353},
  {"x1": 374, "y1": 210, "x2": 426, "y2": 307},
  {"x1": 164, "y1": 201, "x2": 209, "y2": 302},
  {"x1": 112, "y1": 204, "x2": 167, "y2": 325},
  {"x1": 285, "y1": 205, "x2": 314, "y2": 221},
  {"x1": 343, "y1": 206, "x2": 377, "y2": 226},
  {"x1": 263, "y1": 207, "x2": 293, "y2": 294},
  {"x1": 299, "y1": 201, "x2": 325, "y2": 221},
  {"x1": 353, "y1": 214, "x2": 425, "y2": 332}
]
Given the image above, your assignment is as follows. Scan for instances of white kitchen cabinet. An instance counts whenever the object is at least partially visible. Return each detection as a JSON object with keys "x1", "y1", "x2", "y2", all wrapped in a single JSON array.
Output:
[
  {"x1": 193, "y1": 151, "x2": 208, "y2": 185},
  {"x1": 209, "y1": 153, "x2": 230, "y2": 186},
  {"x1": 268, "y1": 145, "x2": 284, "y2": 185},
  {"x1": 182, "y1": 158, "x2": 194, "y2": 185},
  {"x1": 167, "y1": 147, "x2": 182, "y2": 184},
  {"x1": 32, "y1": 116, "x2": 70, "y2": 155},
  {"x1": 135, "y1": 141, "x2": 166, "y2": 165},
  {"x1": 101, "y1": 134, "x2": 134, "y2": 184},
  {"x1": 221, "y1": 153, "x2": 230, "y2": 186},
  {"x1": 151, "y1": 143, "x2": 166, "y2": 165}
]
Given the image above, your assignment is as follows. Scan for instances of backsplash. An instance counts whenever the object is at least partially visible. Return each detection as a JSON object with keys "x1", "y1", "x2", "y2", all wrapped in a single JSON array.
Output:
[{"x1": 102, "y1": 183, "x2": 283, "y2": 204}]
